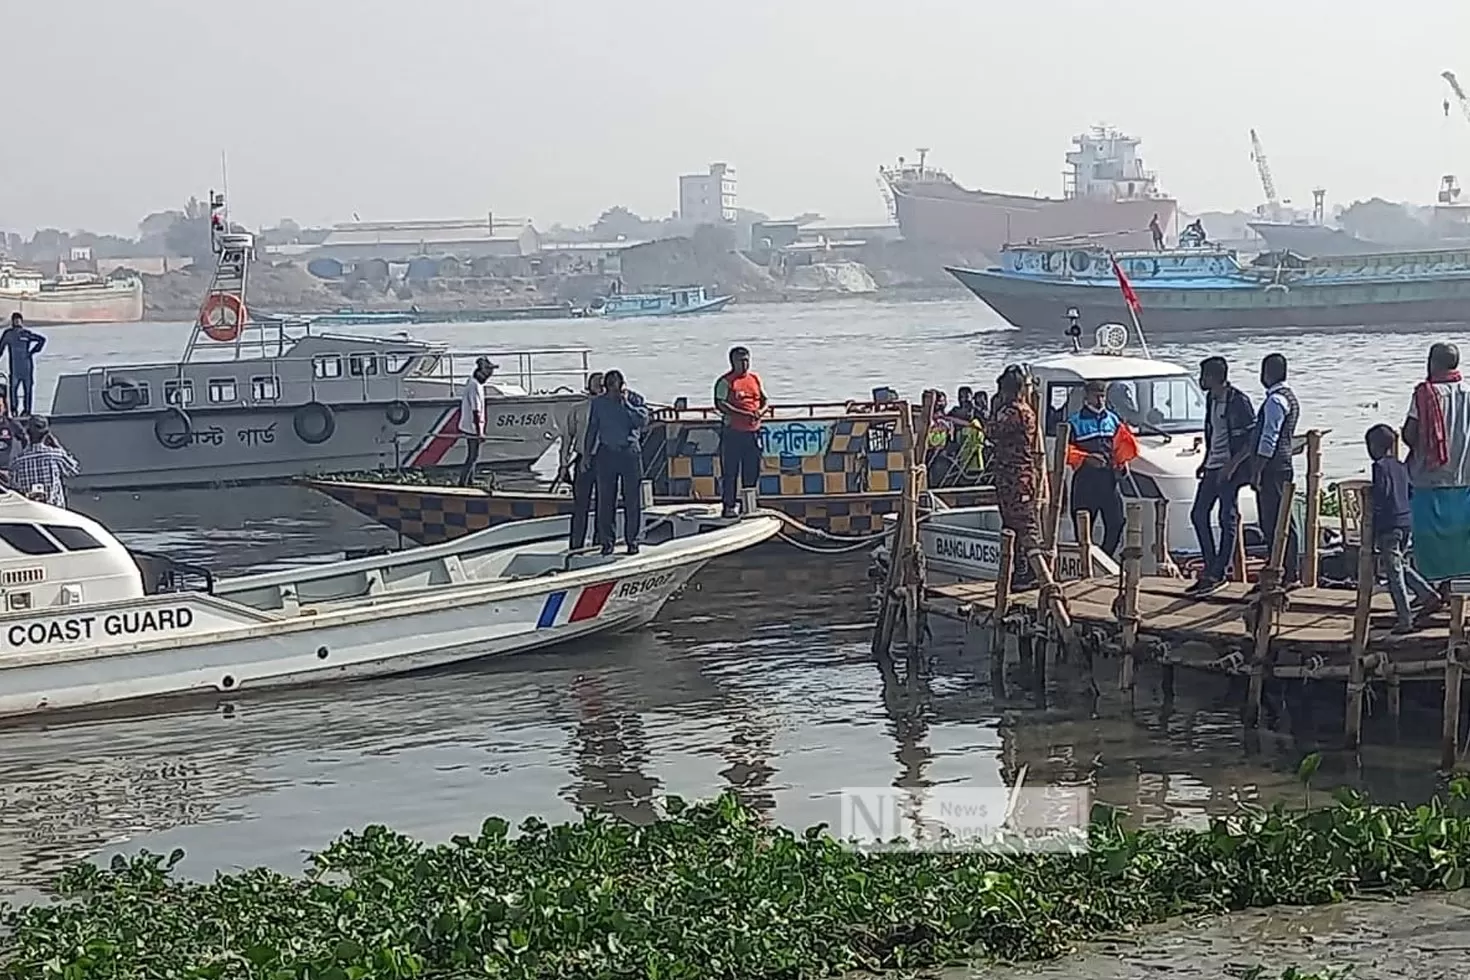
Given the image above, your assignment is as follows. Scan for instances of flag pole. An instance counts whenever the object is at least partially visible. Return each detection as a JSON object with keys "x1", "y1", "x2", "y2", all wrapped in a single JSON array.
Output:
[{"x1": 1108, "y1": 251, "x2": 1153, "y2": 360}]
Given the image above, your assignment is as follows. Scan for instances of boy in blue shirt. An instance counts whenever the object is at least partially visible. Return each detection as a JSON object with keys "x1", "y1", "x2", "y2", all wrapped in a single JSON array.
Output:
[{"x1": 1367, "y1": 424, "x2": 1439, "y2": 633}]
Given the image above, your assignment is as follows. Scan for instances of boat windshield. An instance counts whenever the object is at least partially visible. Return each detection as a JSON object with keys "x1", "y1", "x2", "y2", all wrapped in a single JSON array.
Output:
[{"x1": 1044, "y1": 374, "x2": 1206, "y2": 436}]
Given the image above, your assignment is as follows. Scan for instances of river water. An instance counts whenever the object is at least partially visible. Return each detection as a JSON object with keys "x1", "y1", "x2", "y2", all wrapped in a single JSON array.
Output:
[{"x1": 0, "y1": 300, "x2": 1459, "y2": 938}]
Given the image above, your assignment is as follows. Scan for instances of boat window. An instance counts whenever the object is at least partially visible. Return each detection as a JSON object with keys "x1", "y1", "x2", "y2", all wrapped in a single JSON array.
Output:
[
  {"x1": 250, "y1": 376, "x2": 281, "y2": 401},
  {"x1": 0, "y1": 522, "x2": 61, "y2": 556},
  {"x1": 348, "y1": 353, "x2": 379, "y2": 377},
  {"x1": 41, "y1": 524, "x2": 105, "y2": 551},
  {"x1": 207, "y1": 378, "x2": 238, "y2": 403},
  {"x1": 313, "y1": 354, "x2": 343, "y2": 380},
  {"x1": 384, "y1": 352, "x2": 417, "y2": 374},
  {"x1": 163, "y1": 379, "x2": 194, "y2": 407},
  {"x1": 1046, "y1": 375, "x2": 1205, "y2": 436}
]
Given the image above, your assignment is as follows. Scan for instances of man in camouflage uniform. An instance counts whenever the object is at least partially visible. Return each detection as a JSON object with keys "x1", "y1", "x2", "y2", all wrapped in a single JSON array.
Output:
[{"x1": 989, "y1": 364, "x2": 1040, "y2": 588}]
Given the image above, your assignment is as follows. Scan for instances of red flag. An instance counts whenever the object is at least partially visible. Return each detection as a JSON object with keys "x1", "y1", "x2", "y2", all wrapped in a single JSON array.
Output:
[{"x1": 1111, "y1": 256, "x2": 1141, "y2": 314}]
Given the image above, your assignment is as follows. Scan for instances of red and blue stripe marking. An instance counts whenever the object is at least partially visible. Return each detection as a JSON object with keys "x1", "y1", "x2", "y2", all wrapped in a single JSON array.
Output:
[{"x1": 536, "y1": 581, "x2": 616, "y2": 629}]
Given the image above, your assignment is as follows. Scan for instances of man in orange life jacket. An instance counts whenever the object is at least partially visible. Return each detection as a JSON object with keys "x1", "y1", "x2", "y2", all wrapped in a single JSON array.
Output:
[
  {"x1": 1066, "y1": 379, "x2": 1139, "y2": 556},
  {"x1": 714, "y1": 345, "x2": 768, "y2": 517}
]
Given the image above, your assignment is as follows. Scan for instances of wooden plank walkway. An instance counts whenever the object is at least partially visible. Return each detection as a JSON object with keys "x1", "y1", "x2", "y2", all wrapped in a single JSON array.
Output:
[{"x1": 928, "y1": 577, "x2": 1449, "y2": 652}]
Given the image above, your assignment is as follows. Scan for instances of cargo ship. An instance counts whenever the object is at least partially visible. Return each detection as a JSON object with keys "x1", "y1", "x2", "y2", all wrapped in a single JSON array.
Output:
[
  {"x1": 0, "y1": 263, "x2": 145, "y2": 325},
  {"x1": 1249, "y1": 176, "x2": 1470, "y2": 256},
  {"x1": 948, "y1": 242, "x2": 1470, "y2": 334},
  {"x1": 878, "y1": 127, "x2": 1177, "y2": 255}
]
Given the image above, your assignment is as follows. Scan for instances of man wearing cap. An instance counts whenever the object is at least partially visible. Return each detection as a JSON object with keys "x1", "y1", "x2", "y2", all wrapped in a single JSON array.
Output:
[
  {"x1": 457, "y1": 356, "x2": 497, "y2": 486},
  {"x1": 713, "y1": 345, "x2": 767, "y2": 517},
  {"x1": 558, "y1": 371, "x2": 605, "y2": 549},
  {"x1": 1065, "y1": 379, "x2": 1138, "y2": 556},
  {"x1": 6, "y1": 416, "x2": 78, "y2": 508}
]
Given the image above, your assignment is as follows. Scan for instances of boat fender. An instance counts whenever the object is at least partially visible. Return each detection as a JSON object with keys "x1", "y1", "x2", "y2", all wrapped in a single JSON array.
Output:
[
  {"x1": 293, "y1": 401, "x2": 336, "y2": 444},
  {"x1": 154, "y1": 406, "x2": 194, "y2": 450},
  {"x1": 385, "y1": 400, "x2": 411, "y2": 426},
  {"x1": 100, "y1": 377, "x2": 145, "y2": 412}
]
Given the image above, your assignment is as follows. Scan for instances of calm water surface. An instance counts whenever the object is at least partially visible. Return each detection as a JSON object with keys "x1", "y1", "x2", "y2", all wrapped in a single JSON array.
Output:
[{"x1": 0, "y1": 299, "x2": 1455, "y2": 891}]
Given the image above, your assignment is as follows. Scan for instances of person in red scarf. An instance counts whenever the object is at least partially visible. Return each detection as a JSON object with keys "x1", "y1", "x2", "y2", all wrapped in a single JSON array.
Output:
[{"x1": 1402, "y1": 342, "x2": 1470, "y2": 583}]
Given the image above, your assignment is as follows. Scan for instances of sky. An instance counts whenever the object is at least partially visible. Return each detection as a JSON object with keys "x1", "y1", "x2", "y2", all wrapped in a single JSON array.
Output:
[{"x1": 6, "y1": 0, "x2": 1470, "y2": 237}]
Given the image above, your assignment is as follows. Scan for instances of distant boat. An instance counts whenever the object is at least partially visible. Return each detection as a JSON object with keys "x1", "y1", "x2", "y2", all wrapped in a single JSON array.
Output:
[
  {"x1": 949, "y1": 242, "x2": 1470, "y2": 334},
  {"x1": 0, "y1": 264, "x2": 144, "y2": 325},
  {"x1": 591, "y1": 285, "x2": 732, "y2": 319}
]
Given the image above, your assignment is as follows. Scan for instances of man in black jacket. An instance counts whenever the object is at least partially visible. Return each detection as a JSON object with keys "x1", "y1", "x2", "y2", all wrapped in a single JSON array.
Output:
[{"x1": 1188, "y1": 356, "x2": 1256, "y2": 594}]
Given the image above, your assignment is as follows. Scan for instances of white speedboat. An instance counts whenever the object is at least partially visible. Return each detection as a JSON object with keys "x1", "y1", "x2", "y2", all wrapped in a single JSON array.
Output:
[{"x1": 0, "y1": 492, "x2": 779, "y2": 720}]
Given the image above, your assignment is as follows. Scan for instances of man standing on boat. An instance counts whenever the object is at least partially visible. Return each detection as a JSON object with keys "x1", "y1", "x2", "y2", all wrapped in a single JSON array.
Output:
[
  {"x1": 1149, "y1": 213, "x2": 1165, "y2": 250},
  {"x1": 456, "y1": 356, "x2": 497, "y2": 487},
  {"x1": 558, "y1": 371, "x2": 605, "y2": 550},
  {"x1": 1065, "y1": 379, "x2": 1138, "y2": 556},
  {"x1": 1402, "y1": 341, "x2": 1470, "y2": 585},
  {"x1": 585, "y1": 369, "x2": 650, "y2": 555},
  {"x1": 713, "y1": 346, "x2": 767, "y2": 518},
  {"x1": 1250, "y1": 353, "x2": 1300, "y2": 586},
  {"x1": 1188, "y1": 356, "x2": 1256, "y2": 594},
  {"x1": 0, "y1": 313, "x2": 45, "y2": 417},
  {"x1": 990, "y1": 365, "x2": 1041, "y2": 589},
  {"x1": 7, "y1": 417, "x2": 77, "y2": 508}
]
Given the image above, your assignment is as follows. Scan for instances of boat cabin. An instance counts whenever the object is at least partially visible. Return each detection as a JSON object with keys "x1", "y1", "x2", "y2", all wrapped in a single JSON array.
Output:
[
  {"x1": 48, "y1": 319, "x2": 590, "y2": 419},
  {"x1": 0, "y1": 492, "x2": 147, "y2": 625},
  {"x1": 998, "y1": 244, "x2": 1243, "y2": 283}
]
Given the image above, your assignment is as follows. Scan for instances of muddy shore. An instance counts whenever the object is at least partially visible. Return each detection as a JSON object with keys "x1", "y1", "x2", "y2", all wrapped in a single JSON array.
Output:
[{"x1": 955, "y1": 892, "x2": 1470, "y2": 979}]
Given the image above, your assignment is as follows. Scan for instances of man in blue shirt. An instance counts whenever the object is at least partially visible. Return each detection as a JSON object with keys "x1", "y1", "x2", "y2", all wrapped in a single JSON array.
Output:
[
  {"x1": 584, "y1": 368, "x2": 650, "y2": 555},
  {"x1": 1251, "y1": 352, "x2": 1301, "y2": 585},
  {"x1": 1066, "y1": 379, "x2": 1128, "y2": 555},
  {"x1": 1366, "y1": 423, "x2": 1438, "y2": 632},
  {"x1": 0, "y1": 313, "x2": 45, "y2": 416}
]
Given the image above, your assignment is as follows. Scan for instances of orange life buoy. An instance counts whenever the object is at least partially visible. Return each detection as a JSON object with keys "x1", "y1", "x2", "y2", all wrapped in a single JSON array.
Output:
[{"x1": 199, "y1": 293, "x2": 246, "y2": 342}]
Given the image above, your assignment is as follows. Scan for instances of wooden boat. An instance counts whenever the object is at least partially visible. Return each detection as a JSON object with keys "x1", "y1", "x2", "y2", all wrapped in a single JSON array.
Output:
[
  {"x1": 302, "y1": 401, "x2": 994, "y2": 546},
  {"x1": 0, "y1": 490, "x2": 778, "y2": 720}
]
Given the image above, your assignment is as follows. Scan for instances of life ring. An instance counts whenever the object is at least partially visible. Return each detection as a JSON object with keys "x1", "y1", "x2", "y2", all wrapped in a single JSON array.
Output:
[
  {"x1": 1068, "y1": 251, "x2": 1091, "y2": 273},
  {"x1": 1131, "y1": 258, "x2": 1160, "y2": 278},
  {"x1": 385, "y1": 400, "x2": 411, "y2": 426},
  {"x1": 1042, "y1": 251, "x2": 1061, "y2": 273},
  {"x1": 153, "y1": 407, "x2": 194, "y2": 450},
  {"x1": 199, "y1": 293, "x2": 246, "y2": 343},
  {"x1": 100, "y1": 377, "x2": 144, "y2": 412},
  {"x1": 293, "y1": 401, "x2": 336, "y2": 444}
]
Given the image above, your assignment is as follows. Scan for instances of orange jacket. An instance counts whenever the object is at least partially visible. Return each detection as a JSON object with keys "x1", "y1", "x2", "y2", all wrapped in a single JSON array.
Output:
[{"x1": 1066, "y1": 423, "x2": 1139, "y2": 470}]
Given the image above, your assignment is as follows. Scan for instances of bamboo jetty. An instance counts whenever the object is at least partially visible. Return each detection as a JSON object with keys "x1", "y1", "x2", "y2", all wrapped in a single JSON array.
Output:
[{"x1": 870, "y1": 405, "x2": 1470, "y2": 771}]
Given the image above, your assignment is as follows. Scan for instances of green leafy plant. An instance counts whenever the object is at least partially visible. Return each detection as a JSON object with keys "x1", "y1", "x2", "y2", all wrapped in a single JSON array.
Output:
[{"x1": 2, "y1": 783, "x2": 1468, "y2": 979}]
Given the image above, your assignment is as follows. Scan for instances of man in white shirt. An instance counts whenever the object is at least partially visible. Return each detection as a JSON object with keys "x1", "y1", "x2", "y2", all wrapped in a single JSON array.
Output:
[
  {"x1": 1403, "y1": 341, "x2": 1470, "y2": 582},
  {"x1": 457, "y1": 356, "x2": 496, "y2": 486},
  {"x1": 557, "y1": 371, "x2": 604, "y2": 549}
]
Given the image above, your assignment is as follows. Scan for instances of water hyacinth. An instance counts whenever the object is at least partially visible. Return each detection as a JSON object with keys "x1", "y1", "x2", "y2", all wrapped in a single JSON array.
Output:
[{"x1": 2, "y1": 783, "x2": 1467, "y2": 979}]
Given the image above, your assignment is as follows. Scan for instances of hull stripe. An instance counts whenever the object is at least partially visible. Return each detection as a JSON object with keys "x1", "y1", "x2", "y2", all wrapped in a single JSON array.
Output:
[
  {"x1": 411, "y1": 408, "x2": 463, "y2": 467},
  {"x1": 537, "y1": 591, "x2": 567, "y2": 629},
  {"x1": 569, "y1": 581, "x2": 617, "y2": 622}
]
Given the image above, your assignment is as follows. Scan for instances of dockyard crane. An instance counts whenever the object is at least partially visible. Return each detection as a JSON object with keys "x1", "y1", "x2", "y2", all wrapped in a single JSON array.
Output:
[
  {"x1": 1442, "y1": 71, "x2": 1470, "y2": 126},
  {"x1": 1249, "y1": 129, "x2": 1282, "y2": 220}
]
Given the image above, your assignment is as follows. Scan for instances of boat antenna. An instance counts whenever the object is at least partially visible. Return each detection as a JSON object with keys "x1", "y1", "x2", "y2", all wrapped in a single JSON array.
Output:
[{"x1": 220, "y1": 150, "x2": 230, "y2": 226}]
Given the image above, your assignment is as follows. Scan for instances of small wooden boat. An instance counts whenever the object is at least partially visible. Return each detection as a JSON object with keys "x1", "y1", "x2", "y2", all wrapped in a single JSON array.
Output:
[{"x1": 0, "y1": 490, "x2": 778, "y2": 720}]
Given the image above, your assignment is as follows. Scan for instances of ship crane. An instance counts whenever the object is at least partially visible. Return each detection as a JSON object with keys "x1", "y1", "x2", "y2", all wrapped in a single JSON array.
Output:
[
  {"x1": 1443, "y1": 71, "x2": 1470, "y2": 126},
  {"x1": 1249, "y1": 128, "x2": 1282, "y2": 221}
]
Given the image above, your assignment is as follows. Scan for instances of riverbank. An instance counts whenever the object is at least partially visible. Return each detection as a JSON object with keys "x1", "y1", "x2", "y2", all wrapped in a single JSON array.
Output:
[{"x1": 4, "y1": 783, "x2": 1466, "y2": 978}]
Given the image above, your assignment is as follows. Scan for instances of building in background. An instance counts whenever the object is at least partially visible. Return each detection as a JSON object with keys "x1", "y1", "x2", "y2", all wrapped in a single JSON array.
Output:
[
  {"x1": 678, "y1": 163, "x2": 736, "y2": 225},
  {"x1": 280, "y1": 215, "x2": 541, "y2": 263}
]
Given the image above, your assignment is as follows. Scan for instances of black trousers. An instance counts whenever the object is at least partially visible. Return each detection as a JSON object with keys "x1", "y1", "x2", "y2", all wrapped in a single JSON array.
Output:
[
  {"x1": 569, "y1": 462, "x2": 596, "y2": 549},
  {"x1": 457, "y1": 435, "x2": 482, "y2": 486},
  {"x1": 594, "y1": 448, "x2": 642, "y2": 548},
  {"x1": 720, "y1": 429, "x2": 762, "y2": 511},
  {"x1": 1071, "y1": 465, "x2": 1125, "y2": 556},
  {"x1": 1255, "y1": 463, "x2": 1300, "y2": 581}
]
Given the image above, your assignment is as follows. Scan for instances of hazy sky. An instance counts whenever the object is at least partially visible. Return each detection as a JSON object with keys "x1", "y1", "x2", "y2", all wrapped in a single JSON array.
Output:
[{"x1": 7, "y1": 0, "x2": 1470, "y2": 236}]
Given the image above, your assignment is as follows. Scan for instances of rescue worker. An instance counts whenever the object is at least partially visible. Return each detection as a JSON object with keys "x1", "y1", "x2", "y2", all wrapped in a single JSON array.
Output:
[
  {"x1": 1, "y1": 313, "x2": 45, "y2": 417},
  {"x1": 585, "y1": 368, "x2": 650, "y2": 555},
  {"x1": 947, "y1": 386, "x2": 985, "y2": 483},
  {"x1": 990, "y1": 365, "x2": 1041, "y2": 588},
  {"x1": 713, "y1": 345, "x2": 767, "y2": 517},
  {"x1": 557, "y1": 371, "x2": 605, "y2": 550},
  {"x1": 1250, "y1": 352, "x2": 1300, "y2": 586},
  {"x1": 1065, "y1": 379, "x2": 1138, "y2": 556},
  {"x1": 925, "y1": 391, "x2": 957, "y2": 487}
]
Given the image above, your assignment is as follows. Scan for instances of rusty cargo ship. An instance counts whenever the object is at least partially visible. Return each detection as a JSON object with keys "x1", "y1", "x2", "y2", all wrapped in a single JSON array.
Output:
[
  {"x1": 0, "y1": 264, "x2": 145, "y2": 325},
  {"x1": 879, "y1": 126, "x2": 1177, "y2": 256}
]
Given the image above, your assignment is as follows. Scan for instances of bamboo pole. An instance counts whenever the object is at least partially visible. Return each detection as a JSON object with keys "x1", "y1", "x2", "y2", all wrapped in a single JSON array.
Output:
[
  {"x1": 872, "y1": 398, "x2": 920, "y2": 660},
  {"x1": 1076, "y1": 511, "x2": 1094, "y2": 578},
  {"x1": 992, "y1": 528, "x2": 1016, "y2": 655},
  {"x1": 1303, "y1": 431, "x2": 1322, "y2": 588},
  {"x1": 1044, "y1": 422, "x2": 1071, "y2": 554},
  {"x1": 1119, "y1": 501, "x2": 1143, "y2": 695},
  {"x1": 1345, "y1": 484, "x2": 1375, "y2": 749},
  {"x1": 1233, "y1": 510, "x2": 1248, "y2": 583},
  {"x1": 1245, "y1": 479, "x2": 1295, "y2": 729},
  {"x1": 1443, "y1": 594, "x2": 1466, "y2": 772},
  {"x1": 904, "y1": 391, "x2": 938, "y2": 664},
  {"x1": 1152, "y1": 499, "x2": 1169, "y2": 571}
]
